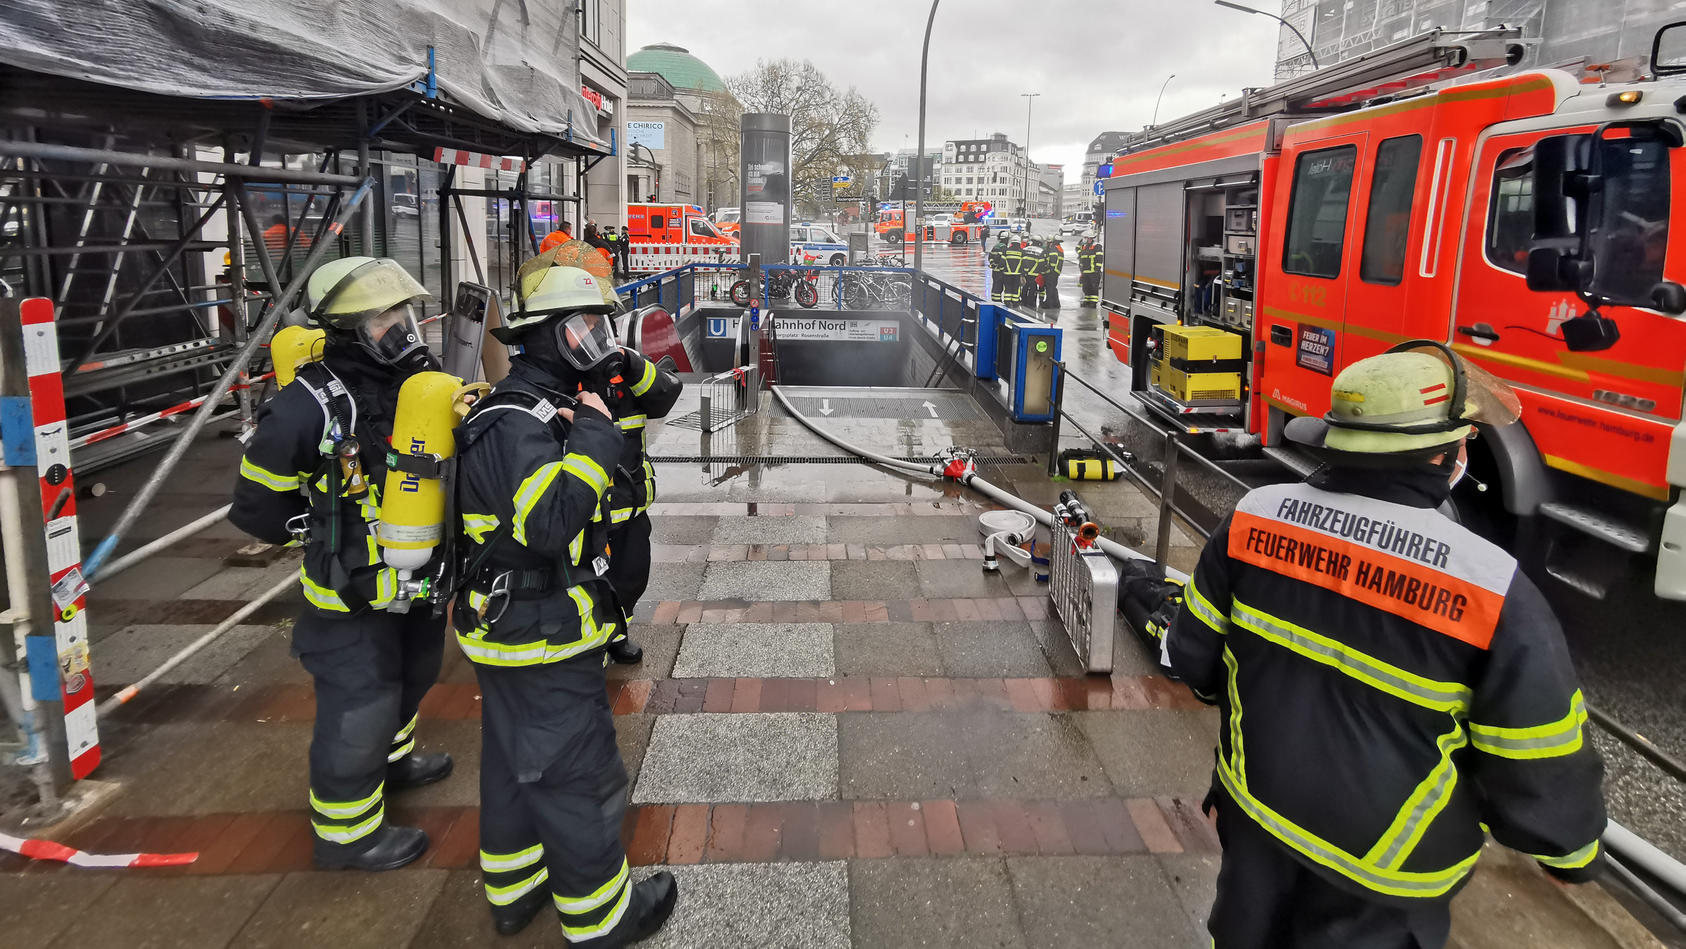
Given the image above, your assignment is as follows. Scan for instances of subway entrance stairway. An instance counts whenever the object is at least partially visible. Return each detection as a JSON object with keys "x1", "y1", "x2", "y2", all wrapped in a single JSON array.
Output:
[{"x1": 0, "y1": 382, "x2": 1666, "y2": 949}]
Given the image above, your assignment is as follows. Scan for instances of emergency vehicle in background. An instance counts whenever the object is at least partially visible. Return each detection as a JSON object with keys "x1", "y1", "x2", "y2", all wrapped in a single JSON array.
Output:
[
  {"x1": 712, "y1": 206, "x2": 741, "y2": 236},
  {"x1": 875, "y1": 201, "x2": 995, "y2": 244},
  {"x1": 624, "y1": 202, "x2": 738, "y2": 273},
  {"x1": 1100, "y1": 26, "x2": 1686, "y2": 601}
]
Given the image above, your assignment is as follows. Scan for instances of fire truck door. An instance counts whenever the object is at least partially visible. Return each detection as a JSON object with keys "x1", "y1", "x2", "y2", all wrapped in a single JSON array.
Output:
[
  {"x1": 1341, "y1": 134, "x2": 1429, "y2": 364},
  {"x1": 1264, "y1": 132, "x2": 1366, "y2": 414}
]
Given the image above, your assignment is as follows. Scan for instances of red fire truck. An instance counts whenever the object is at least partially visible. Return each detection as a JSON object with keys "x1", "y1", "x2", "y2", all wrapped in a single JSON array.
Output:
[{"x1": 1101, "y1": 26, "x2": 1686, "y2": 601}]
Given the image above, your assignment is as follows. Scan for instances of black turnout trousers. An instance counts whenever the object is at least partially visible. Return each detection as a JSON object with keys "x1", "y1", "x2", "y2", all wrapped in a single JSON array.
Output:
[
  {"x1": 294, "y1": 607, "x2": 445, "y2": 849},
  {"x1": 1209, "y1": 806, "x2": 1453, "y2": 949}
]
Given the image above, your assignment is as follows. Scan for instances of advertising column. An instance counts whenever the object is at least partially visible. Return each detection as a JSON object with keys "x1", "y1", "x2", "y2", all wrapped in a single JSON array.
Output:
[{"x1": 740, "y1": 113, "x2": 791, "y2": 265}]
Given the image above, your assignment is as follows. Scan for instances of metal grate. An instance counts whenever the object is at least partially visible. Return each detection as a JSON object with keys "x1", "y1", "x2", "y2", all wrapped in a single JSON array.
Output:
[
  {"x1": 648, "y1": 454, "x2": 1029, "y2": 466},
  {"x1": 1048, "y1": 518, "x2": 1119, "y2": 674}
]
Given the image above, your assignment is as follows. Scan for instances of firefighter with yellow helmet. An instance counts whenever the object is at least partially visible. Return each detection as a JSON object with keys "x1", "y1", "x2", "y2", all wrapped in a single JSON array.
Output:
[
  {"x1": 1144, "y1": 341, "x2": 1605, "y2": 948},
  {"x1": 230, "y1": 256, "x2": 454, "y2": 872},
  {"x1": 450, "y1": 264, "x2": 677, "y2": 942}
]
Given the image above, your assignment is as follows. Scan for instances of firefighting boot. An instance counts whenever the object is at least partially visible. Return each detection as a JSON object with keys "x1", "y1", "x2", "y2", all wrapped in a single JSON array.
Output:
[
  {"x1": 600, "y1": 871, "x2": 679, "y2": 947},
  {"x1": 388, "y1": 751, "x2": 454, "y2": 789},
  {"x1": 313, "y1": 823, "x2": 429, "y2": 872},
  {"x1": 606, "y1": 635, "x2": 643, "y2": 665},
  {"x1": 491, "y1": 886, "x2": 550, "y2": 937}
]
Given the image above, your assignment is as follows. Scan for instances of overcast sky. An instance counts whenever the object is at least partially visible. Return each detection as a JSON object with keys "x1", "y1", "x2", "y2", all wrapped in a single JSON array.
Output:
[{"x1": 627, "y1": 0, "x2": 1284, "y2": 184}]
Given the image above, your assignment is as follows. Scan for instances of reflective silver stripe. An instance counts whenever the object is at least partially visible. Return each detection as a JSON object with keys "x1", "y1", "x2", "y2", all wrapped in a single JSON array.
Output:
[
  {"x1": 1185, "y1": 577, "x2": 1229, "y2": 634},
  {"x1": 486, "y1": 867, "x2": 550, "y2": 905},
  {"x1": 1368, "y1": 726, "x2": 1468, "y2": 869},
  {"x1": 554, "y1": 857, "x2": 630, "y2": 912},
  {"x1": 1469, "y1": 691, "x2": 1587, "y2": 760},
  {"x1": 386, "y1": 737, "x2": 415, "y2": 763},
  {"x1": 312, "y1": 807, "x2": 384, "y2": 843},
  {"x1": 618, "y1": 414, "x2": 648, "y2": 431},
  {"x1": 630, "y1": 359, "x2": 658, "y2": 396},
  {"x1": 1230, "y1": 600, "x2": 1471, "y2": 714},
  {"x1": 481, "y1": 844, "x2": 544, "y2": 873}
]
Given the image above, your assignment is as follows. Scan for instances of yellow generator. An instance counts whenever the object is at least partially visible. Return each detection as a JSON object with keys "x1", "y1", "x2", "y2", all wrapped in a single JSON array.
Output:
[{"x1": 1149, "y1": 324, "x2": 1244, "y2": 405}]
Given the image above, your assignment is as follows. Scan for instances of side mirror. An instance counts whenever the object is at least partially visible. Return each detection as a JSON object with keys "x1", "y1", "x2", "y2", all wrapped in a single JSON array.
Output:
[
  {"x1": 1561, "y1": 311, "x2": 1622, "y2": 352},
  {"x1": 1653, "y1": 21, "x2": 1686, "y2": 77},
  {"x1": 1652, "y1": 281, "x2": 1686, "y2": 314}
]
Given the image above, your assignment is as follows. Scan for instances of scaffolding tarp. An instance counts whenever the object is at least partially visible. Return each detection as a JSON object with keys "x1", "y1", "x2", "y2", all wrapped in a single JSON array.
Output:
[{"x1": 0, "y1": 0, "x2": 607, "y2": 149}]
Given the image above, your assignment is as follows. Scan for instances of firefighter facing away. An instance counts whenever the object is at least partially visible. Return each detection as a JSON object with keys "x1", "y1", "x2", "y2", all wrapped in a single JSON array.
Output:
[
  {"x1": 1146, "y1": 341, "x2": 1605, "y2": 949},
  {"x1": 452, "y1": 264, "x2": 677, "y2": 942},
  {"x1": 988, "y1": 233, "x2": 1011, "y2": 303},
  {"x1": 1078, "y1": 235, "x2": 1102, "y2": 307},
  {"x1": 230, "y1": 257, "x2": 454, "y2": 871}
]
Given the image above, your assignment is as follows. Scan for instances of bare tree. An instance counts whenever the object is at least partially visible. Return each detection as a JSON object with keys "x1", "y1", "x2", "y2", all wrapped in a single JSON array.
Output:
[{"x1": 715, "y1": 59, "x2": 880, "y2": 218}]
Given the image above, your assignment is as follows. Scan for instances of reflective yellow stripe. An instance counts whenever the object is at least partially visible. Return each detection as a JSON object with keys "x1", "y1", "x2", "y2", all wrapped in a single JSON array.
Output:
[
  {"x1": 393, "y1": 714, "x2": 418, "y2": 743},
  {"x1": 454, "y1": 585, "x2": 615, "y2": 668},
  {"x1": 481, "y1": 844, "x2": 545, "y2": 873},
  {"x1": 1470, "y1": 690, "x2": 1588, "y2": 760},
  {"x1": 486, "y1": 867, "x2": 550, "y2": 906},
  {"x1": 610, "y1": 507, "x2": 636, "y2": 524},
  {"x1": 1230, "y1": 600, "x2": 1471, "y2": 714},
  {"x1": 313, "y1": 807, "x2": 384, "y2": 844},
  {"x1": 386, "y1": 737, "x2": 415, "y2": 763},
  {"x1": 1222, "y1": 647, "x2": 1246, "y2": 785},
  {"x1": 1216, "y1": 759, "x2": 1480, "y2": 898},
  {"x1": 300, "y1": 567, "x2": 351, "y2": 612},
  {"x1": 630, "y1": 359, "x2": 658, "y2": 396},
  {"x1": 617, "y1": 414, "x2": 648, "y2": 431},
  {"x1": 370, "y1": 567, "x2": 398, "y2": 610},
  {"x1": 512, "y1": 462, "x2": 564, "y2": 547},
  {"x1": 560, "y1": 880, "x2": 631, "y2": 939},
  {"x1": 1186, "y1": 577, "x2": 1229, "y2": 635},
  {"x1": 569, "y1": 529, "x2": 585, "y2": 564},
  {"x1": 555, "y1": 858, "x2": 630, "y2": 912},
  {"x1": 463, "y1": 513, "x2": 500, "y2": 544},
  {"x1": 1532, "y1": 840, "x2": 1600, "y2": 870},
  {"x1": 310, "y1": 782, "x2": 384, "y2": 819},
  {"x1": 562, "y1": 453, "x2": 610, "y2": 497},
  {"x1": 1366, "y1": 724, "x2": 1469, "y2": 869},
  {"x1": 240, "y1": 457, "x2": 302, "y2": 492}
]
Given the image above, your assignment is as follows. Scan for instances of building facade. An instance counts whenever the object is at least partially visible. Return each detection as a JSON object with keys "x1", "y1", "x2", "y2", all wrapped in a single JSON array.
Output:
[
  {"x1": 625, "y1": 73, "x2": 700, "y2": 205},
  {"x1": 577, "y1": 0, "x2": 628, "y2": 226},
  {"x1": 1080, "y1": 130, "x2": 1130, "y2": 201},
  {"x1": 1273, "y1": 0, "x2": 1686, "y2": 79},
  {"x1": 625, "y1": 43, "x2": 737, "y2": 211},
  {"x1": 1036, "y1": 164, "x2": 1064, "y2": 219},
  {"x1": 939, "y1": 133, "x2": 1034, "y2": 214}
]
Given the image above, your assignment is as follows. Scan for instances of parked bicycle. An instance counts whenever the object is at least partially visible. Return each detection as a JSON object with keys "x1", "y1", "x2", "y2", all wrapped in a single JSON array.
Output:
[{"x1": 833, "y1": 266, "x2": 911, "y2": 310}]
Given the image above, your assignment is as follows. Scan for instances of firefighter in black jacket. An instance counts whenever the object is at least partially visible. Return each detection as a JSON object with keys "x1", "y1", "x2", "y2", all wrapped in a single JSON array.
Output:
[
  {"x1": 230, "y1": 257, "x2": 453, "y2": 872},
  {"x1": 1151, "y1": 342, "x2": 1604, "y2": 949},
  {"x1": 1040, "y1": 240, "x2": 1064, "y2": 309},
  {"x1": 1000, "y1": 238, "x2": 1025, "y2": 305},
  {"x1": 988, "y1": 234, "x2": 1010, "y2": 302},
  {"x1": 453, "y1": 264, "x2": 676, "y2": 943},
  {"x1": 1078, "y1": 235, "x2": 1102, "y2": 307}
]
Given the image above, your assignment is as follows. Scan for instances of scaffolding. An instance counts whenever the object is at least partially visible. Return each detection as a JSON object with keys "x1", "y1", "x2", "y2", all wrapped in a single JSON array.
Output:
[{"x1": 0, "y1": 56, "x2": 612, "y2": 814}]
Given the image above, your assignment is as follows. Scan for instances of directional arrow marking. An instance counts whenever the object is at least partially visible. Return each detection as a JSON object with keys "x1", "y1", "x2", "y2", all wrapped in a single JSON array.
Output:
[
  {"x1": 818, "y1": 399, "x2": 834, "y2": 416},
  {"x1": 922, "y1": 401, "x2": 939, "y2": 419}
]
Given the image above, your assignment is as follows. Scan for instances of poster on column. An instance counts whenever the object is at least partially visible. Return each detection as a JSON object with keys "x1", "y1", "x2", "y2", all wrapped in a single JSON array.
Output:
[{"x1": 745, "y1": 158, "x2": 789, "y2": 225}]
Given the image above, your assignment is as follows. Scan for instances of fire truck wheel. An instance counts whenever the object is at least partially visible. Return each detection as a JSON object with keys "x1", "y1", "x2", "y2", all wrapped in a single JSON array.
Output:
[
  {"x1": 885, "y1": 229, "x2": 903, "y2": 244},
  {"x1": 729, "y1": 280, "x2": 753, "y2": 308},
  {"x1": 951, "y1": 232, "x2": 967, "y2": 245}
]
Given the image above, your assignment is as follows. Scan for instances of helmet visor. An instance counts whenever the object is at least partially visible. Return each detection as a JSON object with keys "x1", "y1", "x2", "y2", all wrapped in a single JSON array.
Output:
[
  {"x1": 314, "y1": 258, "x2": 431, "y2": 329},
  {"x1": 555, "y1": 311, "x2": 618, "y2": 371},
  {"x1": 1389, "y1": 341, "x2": 1522, "y2": 428},
  {"x1": 361, "y1": 304, "x2": 430, "y2": 371}
]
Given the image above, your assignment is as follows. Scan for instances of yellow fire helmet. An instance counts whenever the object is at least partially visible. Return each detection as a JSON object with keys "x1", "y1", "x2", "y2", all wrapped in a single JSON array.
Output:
[
  {"x1": 304, "y1": 257, "x2": 434, "y2": 370},
  {"x1": 1287, "y1": 340, "x2": 1521, "y2": 458}
]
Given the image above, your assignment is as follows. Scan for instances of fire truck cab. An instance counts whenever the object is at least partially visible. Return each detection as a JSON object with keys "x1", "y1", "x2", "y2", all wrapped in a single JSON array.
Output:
[{"x1": 1102, "y1": 26, "x2": 1686, "y2": 601}]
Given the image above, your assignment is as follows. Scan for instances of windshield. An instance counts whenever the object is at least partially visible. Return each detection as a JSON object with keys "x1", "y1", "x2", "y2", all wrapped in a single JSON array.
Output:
[
  {"x1": 715, "y1": 209, "x2": 739, "y2": 224},
  {"x1": 690, "y1": 217, "x2": 723, "y2": 239}
]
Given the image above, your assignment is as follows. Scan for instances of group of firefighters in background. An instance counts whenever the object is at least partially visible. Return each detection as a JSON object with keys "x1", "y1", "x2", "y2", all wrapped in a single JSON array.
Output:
[{"x1": 986, "y1": 229, "x2": 1104, "y2": 311}]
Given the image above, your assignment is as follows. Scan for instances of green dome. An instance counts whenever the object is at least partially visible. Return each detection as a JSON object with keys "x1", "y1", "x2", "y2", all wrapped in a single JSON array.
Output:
[{"x1": 627, "y1": 43, "x2": 729, "y2": 94}]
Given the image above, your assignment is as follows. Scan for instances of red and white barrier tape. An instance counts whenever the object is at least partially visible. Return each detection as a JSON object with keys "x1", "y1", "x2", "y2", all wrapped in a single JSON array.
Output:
[
  {"x1": 70, "y1": 372, "x2": 277, "y2": 450},
  {"x1": 0, "y1": 831, "x2": 197, "y2": 868}
]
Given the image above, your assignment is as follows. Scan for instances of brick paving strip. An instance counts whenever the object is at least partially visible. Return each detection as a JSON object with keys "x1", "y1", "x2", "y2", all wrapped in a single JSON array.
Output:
[
  {"x1": 644, "y1": 501, "x2": 988, "y2": 517},
  {"x1": 643, "y1": 597, "x2": 1058, "y2": 625},
  {"x1": 657, "y1": 542, "x2": 999, "y2": 564},
  {"x1": 98, "y1": 673, "x2": 1207, "y2": 725},
  {"x1": 1, "y1": 797, "x2": 1219, "y2": 875}
]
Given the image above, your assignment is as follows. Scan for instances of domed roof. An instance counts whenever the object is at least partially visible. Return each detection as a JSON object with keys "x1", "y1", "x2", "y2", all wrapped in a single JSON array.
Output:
[{"x1": 628, "y1": 43, "x2": 729, "y2": 94}]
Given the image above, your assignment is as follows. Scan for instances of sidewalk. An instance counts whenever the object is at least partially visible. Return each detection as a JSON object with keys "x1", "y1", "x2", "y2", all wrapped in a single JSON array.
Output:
[{"x1": 0, "y1": 385, "x2": 1661, "y2": 948}]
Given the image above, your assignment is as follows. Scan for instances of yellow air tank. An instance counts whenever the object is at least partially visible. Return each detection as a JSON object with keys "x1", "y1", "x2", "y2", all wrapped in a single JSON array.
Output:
[
  {"x1": 379, "y1": 371, "x2": 465, "y2": 573},
  {"x1": 271, "y1": 325, "x2": 326, "y2": 387}
]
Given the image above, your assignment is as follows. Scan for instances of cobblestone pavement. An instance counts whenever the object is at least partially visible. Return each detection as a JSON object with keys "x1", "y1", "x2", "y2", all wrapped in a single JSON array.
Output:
[{"x1": 0, "y1": 360, "x2": 1664, "y2": 947}]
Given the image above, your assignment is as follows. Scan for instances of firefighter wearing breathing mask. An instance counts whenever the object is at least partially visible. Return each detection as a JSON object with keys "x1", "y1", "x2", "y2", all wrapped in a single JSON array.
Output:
[
  {"x1": 1144, "y1": 341, "x2": 1604, "y2": 949},
  {"x1": 450, "y1": 265, "x2": 677, "y2": 943},
  {"x1": 230, "y1": 257, "x2": 453, "y2": 872}
]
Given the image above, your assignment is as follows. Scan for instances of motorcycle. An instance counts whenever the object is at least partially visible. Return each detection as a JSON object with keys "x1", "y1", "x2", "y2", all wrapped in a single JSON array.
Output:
[{"x1": 729, "y1": 266, "x2": 820, "y2": 309}]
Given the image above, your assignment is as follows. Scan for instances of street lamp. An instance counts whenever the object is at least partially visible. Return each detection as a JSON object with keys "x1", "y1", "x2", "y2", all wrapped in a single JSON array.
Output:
[
  {"x1": 1020, "y1": 92, "x2": 1040, "y2": 220},
  {"x1": 1150, "y1": 74, "x2": 1176, "y2": 127},
  {"x1": 913, "y1": 0, "x2": 941, "y2": 274},
  {"x1": 1214, "y1": 0, "x2": 1320, "y2": 71},
  {"x1": 629, "y1": 142, "x2": 662, "y2": 202}
]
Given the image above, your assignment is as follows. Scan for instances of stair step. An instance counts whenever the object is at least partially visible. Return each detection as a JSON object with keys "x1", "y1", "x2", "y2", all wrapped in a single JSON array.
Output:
[
  {"x1": 1538, "y1": 502, "x2": 1650, "y2": 553},
  {"x1": 1544, "y1": 563, "x2": 1611, "y2": 600},
  {"x1": 1262, "y1": 445, "x2": 1318, "y2": 479}
]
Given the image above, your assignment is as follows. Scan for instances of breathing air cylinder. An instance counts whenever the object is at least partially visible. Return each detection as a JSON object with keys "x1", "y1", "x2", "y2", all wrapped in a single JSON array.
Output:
[
  {"x1": 271, "y1": 325, "x2": 326, "y2": 387},
  {"x1": 379, "y1": 371, "x2": 465, "y2": 573}
]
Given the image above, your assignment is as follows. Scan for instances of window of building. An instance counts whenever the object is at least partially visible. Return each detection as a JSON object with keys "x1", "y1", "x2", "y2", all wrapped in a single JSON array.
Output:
[
  {"x1": 579, "y1": 0, "x2": 601, "y2": 45},
  {"x1": 1360, "y1": 135, "x2": 1423, "y2": 285},
  {"x1": 1283, "y1": 145, "x2": 1357, "y2": 279}
]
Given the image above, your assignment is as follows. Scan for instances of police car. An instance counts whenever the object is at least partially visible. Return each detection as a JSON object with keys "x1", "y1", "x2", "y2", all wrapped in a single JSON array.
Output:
[{"x1": 790, "y1": 223, "x2": 849, "y2": 266}]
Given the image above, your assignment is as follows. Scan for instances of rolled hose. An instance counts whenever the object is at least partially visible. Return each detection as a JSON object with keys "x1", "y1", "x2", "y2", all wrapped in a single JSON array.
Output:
[{"x1": 769, "y1": 385, "x2": 1188, "y2": 583}]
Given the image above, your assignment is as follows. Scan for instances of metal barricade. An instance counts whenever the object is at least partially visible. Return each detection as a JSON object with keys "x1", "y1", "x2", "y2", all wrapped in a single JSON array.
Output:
[
  {"x1": 699, "y1": 364, "x2": 759, "y2": 433},
  {"x1": 1047, "y1": 516, "x2": 1118, "y2": 675}
]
